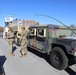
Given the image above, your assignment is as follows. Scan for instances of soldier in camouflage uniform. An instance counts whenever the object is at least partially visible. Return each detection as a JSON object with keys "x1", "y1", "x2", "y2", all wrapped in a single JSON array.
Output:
[
  {"x1": 20, "y1": 26, "x2": 28, "y2": 58},
  {"x1": 7, "y1": 27, "x2": 15, "y2": 56}
]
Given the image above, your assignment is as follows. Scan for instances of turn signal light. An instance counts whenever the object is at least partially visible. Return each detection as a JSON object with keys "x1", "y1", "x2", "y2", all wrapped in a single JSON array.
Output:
[{"x1": 71, "y1": 48, "x2": 75, "y2": 51}]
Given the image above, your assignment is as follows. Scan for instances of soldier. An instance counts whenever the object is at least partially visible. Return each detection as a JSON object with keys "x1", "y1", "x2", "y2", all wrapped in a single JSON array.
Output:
[
  {"x1": 7, "y1": 27, "x2": 15, "y2": 56},
  {"x1": 19, "y1": 26, "x2": 28, "y2": 58}
]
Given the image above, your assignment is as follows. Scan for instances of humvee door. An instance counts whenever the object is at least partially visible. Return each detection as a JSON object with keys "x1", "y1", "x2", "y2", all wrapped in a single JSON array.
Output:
[
  {"x1": 36, "y1": 28, "x2": 47, "y2": 51},
  {"x1": 28, "y1": 28, "x2": 36, "y2": 47},
  {"x1": 28, "y1": 27, "x2": 48, "y2": 52}
]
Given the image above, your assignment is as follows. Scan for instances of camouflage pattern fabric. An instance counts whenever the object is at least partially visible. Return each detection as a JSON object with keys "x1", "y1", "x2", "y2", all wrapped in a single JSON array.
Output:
[
  {"x1": 7, "y1": 31, "x2": 14, "y2": 53},
  {"x1": 20, "y1": 30, "x2": 28, "y2": 54}
]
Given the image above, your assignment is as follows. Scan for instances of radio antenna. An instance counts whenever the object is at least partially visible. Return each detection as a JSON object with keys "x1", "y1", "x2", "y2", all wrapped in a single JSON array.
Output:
[{"x1": 35, "y1": 14, "x2": 76, "y2": 35}]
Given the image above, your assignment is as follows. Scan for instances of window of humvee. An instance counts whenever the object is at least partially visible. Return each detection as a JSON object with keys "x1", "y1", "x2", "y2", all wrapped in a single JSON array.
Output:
[
  {"x1": 37, "y1": 28, "x2": 46, "y2": 38},
  {"x1": 29, "y1": 28, "x2": 36, "y2": 36}
]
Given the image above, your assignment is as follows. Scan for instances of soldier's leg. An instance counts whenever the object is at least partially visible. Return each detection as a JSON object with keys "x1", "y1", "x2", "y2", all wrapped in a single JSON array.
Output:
[
  {"x1": 24, "y1": 45, "x2": 27, "y2": 55},
  {"x1": 9, "y1": 40, "x2": 15, "y2": 56},
  {"x1": 23, "y1": 44, "x2": 27, "y2": 53},
  {"x1": 8, "y1": 40, "x2": 12, "y2": 54},
  {"x1": 20, "y1": 45, "x2": 27, "y2": 58}
]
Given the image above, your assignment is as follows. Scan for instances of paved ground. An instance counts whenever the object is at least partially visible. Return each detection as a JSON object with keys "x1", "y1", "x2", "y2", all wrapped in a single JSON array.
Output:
[{"x1": 0, "y1": 39, "x2": 76, "y2": 75}]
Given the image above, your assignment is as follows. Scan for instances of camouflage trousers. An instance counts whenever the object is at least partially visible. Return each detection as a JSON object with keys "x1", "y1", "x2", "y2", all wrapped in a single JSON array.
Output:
[
  {"x1": 8, "y1": 39, "x2": 14, "y2": 53},
  {"x1": 20, "y1": 40, "x2": 27, "y2": 55}
]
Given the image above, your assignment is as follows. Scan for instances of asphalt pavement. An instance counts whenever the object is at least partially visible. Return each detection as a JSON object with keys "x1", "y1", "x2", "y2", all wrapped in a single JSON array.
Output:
[{"x1": 0, "y1": 39, "x2": 76, "y2": 75}]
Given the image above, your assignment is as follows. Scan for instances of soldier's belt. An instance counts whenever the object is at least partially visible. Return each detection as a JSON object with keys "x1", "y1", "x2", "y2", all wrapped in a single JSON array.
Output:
[{"x1": 8, "y1": 37, "x2": 14, "y2": 39}]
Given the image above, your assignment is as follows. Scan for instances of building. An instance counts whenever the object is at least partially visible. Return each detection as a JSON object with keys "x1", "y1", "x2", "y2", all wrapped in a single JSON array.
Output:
[
  {"x1": 23, "y1": 20, "x2": 39, "y2": 26},
  {"x1": 7, "y1": 19, "x2": 39, "y2": 31},
  {"x1": 3, "y1": 14, "x2": 39, "y2": 38}
]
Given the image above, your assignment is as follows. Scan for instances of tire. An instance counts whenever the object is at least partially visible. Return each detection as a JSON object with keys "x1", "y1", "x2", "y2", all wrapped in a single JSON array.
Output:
[{"x1": 49, "y1": 47, "x2": 68, "y2": 70}]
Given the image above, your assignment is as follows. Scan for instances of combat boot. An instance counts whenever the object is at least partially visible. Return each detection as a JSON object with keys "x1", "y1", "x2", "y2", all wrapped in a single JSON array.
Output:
[
  {"x1": 10, "y1": 52, "x2": 15, "y2": 56},
  {"x1": 20, "y1": 53, "x2": 27, "y2": 58}
]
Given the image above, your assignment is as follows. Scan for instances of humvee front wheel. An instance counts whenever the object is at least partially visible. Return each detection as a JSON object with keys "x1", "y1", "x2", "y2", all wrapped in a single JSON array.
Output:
[{"x1": 49, "y1": 47, "x2": 68, "y2": 70}]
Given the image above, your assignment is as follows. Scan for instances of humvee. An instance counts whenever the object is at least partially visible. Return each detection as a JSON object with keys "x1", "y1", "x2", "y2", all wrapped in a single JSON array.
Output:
[{"x1": 27, "y1": 24, "x2": 76, "y2": 70}]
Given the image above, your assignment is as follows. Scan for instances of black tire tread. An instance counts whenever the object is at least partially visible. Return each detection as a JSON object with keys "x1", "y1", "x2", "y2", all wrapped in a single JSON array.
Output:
[{"x1": 49, "y1": 47, "x2": 68, "y2": 70}]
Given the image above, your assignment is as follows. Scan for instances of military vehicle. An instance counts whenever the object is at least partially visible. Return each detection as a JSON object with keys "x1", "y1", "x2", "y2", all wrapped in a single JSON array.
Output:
[{"x1": 27, "y1": 24, "x2": 76, "y2": 70}]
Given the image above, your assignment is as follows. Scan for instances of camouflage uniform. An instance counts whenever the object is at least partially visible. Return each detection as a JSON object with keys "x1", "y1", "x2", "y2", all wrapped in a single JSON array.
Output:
[
  {"x1": 20, "y1": 27, "x2": 28, "y2": 57},
  {"x1": 7, "y1": 28, "x2": 15, "y2": 56}
]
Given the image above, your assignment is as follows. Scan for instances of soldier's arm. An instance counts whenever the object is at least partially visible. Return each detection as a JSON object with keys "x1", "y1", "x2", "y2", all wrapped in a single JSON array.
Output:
[
  {"x1": 7, "y1": 32, "x2": 10, "y2": 39},
  {"x1": 25, "y1": 30, "x2": 28, "y2": 39},
  {"x1": 7, "y1": 32, "x2": 15, "y2": 39}
]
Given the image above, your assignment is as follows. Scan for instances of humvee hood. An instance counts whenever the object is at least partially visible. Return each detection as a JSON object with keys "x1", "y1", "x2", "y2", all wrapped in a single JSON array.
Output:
[{"x1": 62, "y1": 36, "x2": 76, "y2": 40}]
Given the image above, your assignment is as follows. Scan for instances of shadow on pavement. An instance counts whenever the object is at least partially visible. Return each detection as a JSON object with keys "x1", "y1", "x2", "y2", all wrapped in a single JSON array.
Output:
[
  {"x1": 28, "y1": 47, "x2": 50, "y2": 62},
  {"x1": 28, "y1": 47, "x2": 76, "y2": 75},
  {"x1": 65, "y1": 67, "x2": 76, "y2": 75},
  {"x1": 0, "y1": 56, "x2": 7, "y2": 75}
]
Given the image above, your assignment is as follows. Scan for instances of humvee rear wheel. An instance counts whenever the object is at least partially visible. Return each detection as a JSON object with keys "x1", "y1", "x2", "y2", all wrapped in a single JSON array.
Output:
[{"x1": 49, "y1": 47, "x2": 68, "y2": 70}]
